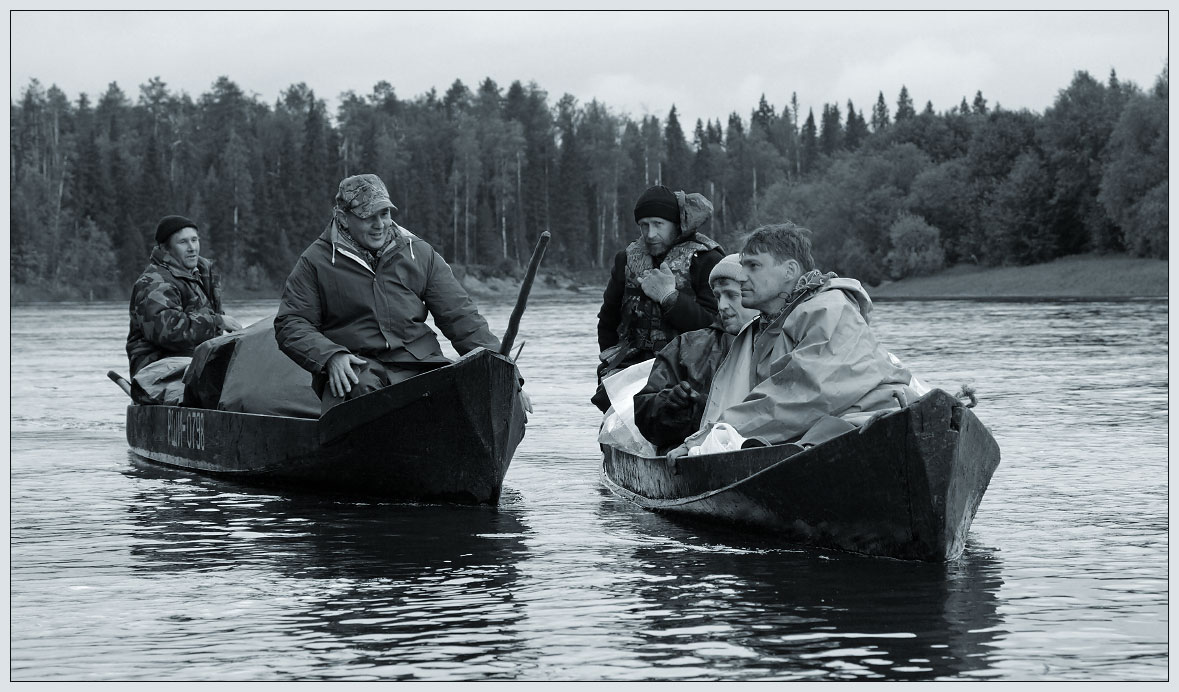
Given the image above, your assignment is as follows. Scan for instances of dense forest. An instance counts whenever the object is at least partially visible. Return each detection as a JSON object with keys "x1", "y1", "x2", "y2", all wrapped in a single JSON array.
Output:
[{"x1": 10, "y1": 64, "x2": 1168, "y2": 299}]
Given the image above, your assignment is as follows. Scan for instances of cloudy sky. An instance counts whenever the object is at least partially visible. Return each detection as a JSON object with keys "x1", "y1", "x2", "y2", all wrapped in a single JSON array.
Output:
[{"x1": 9, "y1": 9, "x2": 1170, "y2": 128}]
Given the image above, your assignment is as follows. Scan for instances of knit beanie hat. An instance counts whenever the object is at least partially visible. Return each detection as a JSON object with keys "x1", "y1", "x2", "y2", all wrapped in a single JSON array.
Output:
[
  {"x1": 633, "y1": 185, "x2": 680, "y2": 225},
  {"x1": 709, "y1": 253, "x2": 746, "y2": 286},
  {"x1": 156, "y1": 215, "x2": 198, "y2": 245}
]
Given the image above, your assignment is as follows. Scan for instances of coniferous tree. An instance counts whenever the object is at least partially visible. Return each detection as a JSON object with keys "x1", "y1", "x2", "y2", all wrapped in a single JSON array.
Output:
[
  {"x1": 871, "y1": 91, "x2": 890, "y2": 131},
  {"x1": 895, "y1": 85, "x2": 916, "y2": 121},
  {"x1": 799, "y1": 108, "x2": 819, "y2": 175},
  {"x1": 663, "y1": 105, "x2": 691, "y2": 187},
  {"x1": 818, "y1": 102, "x2": 842, "y2": 155},
  {"x1": 844, "y1": 100, "x2": 869, "y2": 150},
  {"x1": 972, "y1": 90, "x2": 988, "y2": 115}
]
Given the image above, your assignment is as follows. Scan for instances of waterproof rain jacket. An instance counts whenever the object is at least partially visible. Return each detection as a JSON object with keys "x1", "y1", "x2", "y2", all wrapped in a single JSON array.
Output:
[
  {"x1": 699, "y1": 277, "x2": 914, "y2": 446},
  {"x1": 126, "y1": 246, "x2": 225, "y2": 376},
  {"x1": 633, "y1": 323, "x2": 735, "y2": 452},
  {"x1": 274, "y1": 221, "x2": 499, "y2": 378}
]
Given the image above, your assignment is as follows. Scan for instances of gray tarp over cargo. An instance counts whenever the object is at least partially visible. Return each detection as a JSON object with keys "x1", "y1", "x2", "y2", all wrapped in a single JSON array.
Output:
[{"x1": 184, "y1": 315, "x2": 320, "y2": 418}]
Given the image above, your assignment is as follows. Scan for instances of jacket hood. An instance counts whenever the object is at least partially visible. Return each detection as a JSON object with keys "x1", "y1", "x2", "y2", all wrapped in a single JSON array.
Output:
[
  {"x1": 824, "y1": 276, "x2": 874, "y2": 322},
  {"x1": 674, "y1": 191, "x2": 714, "y2": 238}
]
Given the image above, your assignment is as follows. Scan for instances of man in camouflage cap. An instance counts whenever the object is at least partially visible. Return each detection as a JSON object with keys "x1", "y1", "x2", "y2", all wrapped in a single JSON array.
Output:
[
  {"x1": 126, "y1": 215, "x2": 244, "y2": 377},
  {"x1": 275, "y1": 173, "x2": 501, "y2": 413}
]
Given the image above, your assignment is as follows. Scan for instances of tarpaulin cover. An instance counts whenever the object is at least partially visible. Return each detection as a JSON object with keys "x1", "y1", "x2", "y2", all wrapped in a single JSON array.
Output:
[
  {"x1": 184, "y1": 315, "x2": 320, "y2": 418},
  {"x1": 132, "y1": 356, "x2": 190, "y2": 405}
]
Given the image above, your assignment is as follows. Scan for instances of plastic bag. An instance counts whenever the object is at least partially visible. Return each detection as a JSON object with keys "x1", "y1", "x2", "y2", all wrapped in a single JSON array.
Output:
[
  {"x1": 686, "y1": 422, "x2": 747, "y2": 457},
  {"x1": 596, "y1": 359, "x2": 657, "y2": 456}
]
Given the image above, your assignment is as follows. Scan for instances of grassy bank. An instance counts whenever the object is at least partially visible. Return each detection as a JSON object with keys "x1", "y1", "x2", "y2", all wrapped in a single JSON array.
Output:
[{"x1": 869, "y1": 254, "x2": 1168, "y2": 300}]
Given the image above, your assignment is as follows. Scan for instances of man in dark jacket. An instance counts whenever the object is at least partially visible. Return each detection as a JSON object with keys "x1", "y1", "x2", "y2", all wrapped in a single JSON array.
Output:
[
  {"x1": 274, "y1": 173, "x2": 500, "y2": 413},
  {"x1": 632, "y1": 254, "x2": 759, "y2": 452},
  {"x1": 593, "y1": 184, "x2": 724, "y2": 411},
  {"x1": 126, "y1": 215, "x2": 244, "y2": 377}
]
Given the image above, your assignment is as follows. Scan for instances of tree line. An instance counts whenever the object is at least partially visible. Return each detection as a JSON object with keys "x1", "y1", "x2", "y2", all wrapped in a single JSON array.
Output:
[{"x1": 10, "y1": 64, "x2": 1167, "y2": 300}]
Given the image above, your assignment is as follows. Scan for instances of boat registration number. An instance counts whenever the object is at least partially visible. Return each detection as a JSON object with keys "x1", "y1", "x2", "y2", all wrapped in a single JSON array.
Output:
[{"x1": 167, "y1": 409, "x2": 205, "y2": 451}]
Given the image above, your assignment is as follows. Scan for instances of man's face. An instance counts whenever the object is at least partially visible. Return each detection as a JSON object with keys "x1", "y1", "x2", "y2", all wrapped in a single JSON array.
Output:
[
  {"x1": 344, "y1": 207, "x2": 393, "y2": 251},
  {"x1": 740, "y1": 251, "x2": 799, "y2": 314},
  {"x1": 164, "y1": 227, "x2": 200, "y2": 270},
  {"x1": 637, "y1": 216, "x2": 678, "y2": 257},
  {"x1": 712, "y1": 278, "x2": 759, "y2": 335}
]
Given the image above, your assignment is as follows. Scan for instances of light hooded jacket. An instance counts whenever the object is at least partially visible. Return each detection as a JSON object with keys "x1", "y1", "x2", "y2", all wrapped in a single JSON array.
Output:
[
  {"x1": 633, "y1": 323, "x2": 735, "y2": 452},
  {"x1": 699, "y1": 275, "x2": 913, "y2": 446},
  {"x1": 126, "y1": 246, "x2": 225, "y2": 376},
  {"x1": 274, "y1": 221, "x2": 499, "y2": 377}
]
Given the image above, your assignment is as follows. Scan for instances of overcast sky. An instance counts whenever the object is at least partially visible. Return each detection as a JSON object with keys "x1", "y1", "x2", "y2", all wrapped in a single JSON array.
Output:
[{"x1": 9, "y1": 9, "x2": 1170, "y2": 128}]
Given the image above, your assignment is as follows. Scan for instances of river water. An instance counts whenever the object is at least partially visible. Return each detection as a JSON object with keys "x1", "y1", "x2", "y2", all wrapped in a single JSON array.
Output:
[{"x1": 9, "y1": 294, "x2": 1168, "y2": 681}]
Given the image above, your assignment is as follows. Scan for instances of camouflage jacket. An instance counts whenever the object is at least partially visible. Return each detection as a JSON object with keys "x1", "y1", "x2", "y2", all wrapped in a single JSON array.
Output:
[{"x1": 126, "y1": 246, "x2": 225, "y2": 376}]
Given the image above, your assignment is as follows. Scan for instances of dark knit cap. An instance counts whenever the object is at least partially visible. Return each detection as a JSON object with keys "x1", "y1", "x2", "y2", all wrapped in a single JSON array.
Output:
[
  {"x1": 633, "y1": 185, "x2": 680, "y2": 225},
  {"x1": 155, "y1": 215, "x2": 198, "y2": 245}
]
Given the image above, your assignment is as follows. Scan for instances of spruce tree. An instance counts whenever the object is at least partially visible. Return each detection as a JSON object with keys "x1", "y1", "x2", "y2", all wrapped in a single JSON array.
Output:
[
  {"x1": 871, "y1": 91, "x2": 890, "y2": 131},
  {"x1": 895, "y1": 85, "x2": 916, "y2": 121},
  {"x1": 972, "y1": 90, "x2": 988, "y2": 115},
  {"x1": 800, "y1": 108, "x2": 819, "y2": 175},
  {"x1": 663, "y1": 105, "x2": 691, "y2": 187}
]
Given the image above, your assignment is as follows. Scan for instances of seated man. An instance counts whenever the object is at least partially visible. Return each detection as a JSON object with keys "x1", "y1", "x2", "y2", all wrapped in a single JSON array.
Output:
[
  {"x1": 126, "y1": 215, "x2": 244, "y2": 378},
  {"x1": 274, "y1": 173, "x2": 501, "y2": 413},
  {"x1": 672, "y1": 223, "x2": 915, "y2": 458},
  {"x1": 632, "y1": 254, "x2": 759, "y2": 453},
  {"x1": 593, "y1": 184, "x2": 724, "y2": 411}
]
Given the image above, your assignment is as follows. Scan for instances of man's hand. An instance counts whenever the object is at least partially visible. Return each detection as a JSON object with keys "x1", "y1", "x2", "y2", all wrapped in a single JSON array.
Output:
[
  {"x1": 640, "y1": 262, "x2": 677, "y2": 302},
  {"x1": 219, "y1": 315, "x2": 245, "y2": 333},
  {"x1": 326, "y1": 352, "x2": 367, "y2": 398},
  {"x1": 664, "y1": 381, "x2": 697, "y2": 410},
  {"x1": 519, "y1": 389, "x2": 533, "y2": 413},
  {"x1": 667, "y1": 443, "x2": 691, "y2": 464}
]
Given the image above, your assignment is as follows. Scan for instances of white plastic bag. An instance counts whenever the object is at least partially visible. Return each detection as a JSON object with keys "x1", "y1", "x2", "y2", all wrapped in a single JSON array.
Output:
[
  {"x1": 596, "y1": 360, "x2": 657, "y2": 456},
  {"x1": 686, "y1": 422, "x2": 747, "y2": 457}
]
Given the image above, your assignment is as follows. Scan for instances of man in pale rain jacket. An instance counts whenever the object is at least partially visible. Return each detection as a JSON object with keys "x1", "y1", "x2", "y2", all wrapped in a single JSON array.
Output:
[
  {"x1": 274, "y1": 173, "x2": 501, "y2": 414},
  {"x1": 593, "y1": 184, "x2": 725, "y2": 411},
  {"x1": 632, "y1": 254, "x2": 759, "y2": 453},
  {"x1": 670, "y1": 223, "x2": 916, "y2": 459}
]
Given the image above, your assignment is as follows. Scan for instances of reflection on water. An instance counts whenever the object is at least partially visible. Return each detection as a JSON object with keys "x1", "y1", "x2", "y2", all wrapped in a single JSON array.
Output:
[
  {"x1": 119, "y1": 459, "x2": 531, "y2": 680},
  {"x1": 583, "y1": 496, "x2": 1005, "y2": 681},
  {"x1": 9, "y1": 296, "x2": 1169, "y2": 681}
]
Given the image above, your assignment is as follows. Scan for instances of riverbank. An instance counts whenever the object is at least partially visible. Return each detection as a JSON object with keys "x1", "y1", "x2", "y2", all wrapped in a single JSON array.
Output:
[
  {"x1": 9, "y1": 254, "x2": 1167, "y2": 305},
  {"x1": 869, "y1": 254, "x2": 1168, "y2": 300},
  {"x1": 8, "y1": 265, "x2": 609, "y2": 305}
]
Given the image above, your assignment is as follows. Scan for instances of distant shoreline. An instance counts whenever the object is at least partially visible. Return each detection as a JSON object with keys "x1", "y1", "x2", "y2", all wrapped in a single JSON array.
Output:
[
  {"x1": 9, "y1": 253, "x2": 1167, "y2": 305},
  {"x1": 867, "y1": 253, "x2": 1167, "y2": 301}
]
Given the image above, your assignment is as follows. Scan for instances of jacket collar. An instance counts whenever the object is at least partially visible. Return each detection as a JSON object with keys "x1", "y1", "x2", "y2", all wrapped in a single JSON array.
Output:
[
  {"x1": 319, "y1": 218, "x2": 416, "y2": 271},
  {"x1": 150, "y1": 245, "x2": 209, "y2": 280}
]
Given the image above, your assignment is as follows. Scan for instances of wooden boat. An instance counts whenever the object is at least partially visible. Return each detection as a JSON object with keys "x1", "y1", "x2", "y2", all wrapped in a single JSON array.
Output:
[
  {"x1": 116, "y1": 231, "x2": 550, "y2": 506},
  {"x1": 601, "y1": 388, "x2": 1000, "y2": 561},
  {"x1": 123, "y1": 347, "x2": 527, "y2": 504}
]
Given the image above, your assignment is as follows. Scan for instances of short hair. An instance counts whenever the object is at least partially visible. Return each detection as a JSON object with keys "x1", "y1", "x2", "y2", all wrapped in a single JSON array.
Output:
[{"x1": 741, "y1": 222, "x2": 816, "y2": 272}]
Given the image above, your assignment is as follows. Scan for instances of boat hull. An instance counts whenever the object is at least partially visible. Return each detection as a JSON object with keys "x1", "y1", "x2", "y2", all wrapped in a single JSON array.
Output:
[
  {"x1": 126, "y1": 349, "x2": 526, "y2": 504},
  {"x1": 601, "y1": 389, "x2": 1000, "y2": 561}
]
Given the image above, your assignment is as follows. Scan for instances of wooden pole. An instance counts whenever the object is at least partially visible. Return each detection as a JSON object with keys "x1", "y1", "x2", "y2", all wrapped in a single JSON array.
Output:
[
  {"x1": 107, "y1": 370, "x2": 133, "y2": 398},
  {"x1": 498, "y1": 231, "x2": 550, "y2": 357}
]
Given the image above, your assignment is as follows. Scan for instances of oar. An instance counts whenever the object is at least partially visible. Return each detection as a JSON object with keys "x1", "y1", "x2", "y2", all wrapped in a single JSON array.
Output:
[
  {"x1": 107, "y1": 370, "x2": 133, "y2": 398},
  {"x1": 499, "y1": 231, "x2": 550, "y2": 358}
]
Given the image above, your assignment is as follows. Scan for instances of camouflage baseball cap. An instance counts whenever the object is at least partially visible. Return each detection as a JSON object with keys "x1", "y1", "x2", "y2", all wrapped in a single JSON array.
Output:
[{"x1": 335, "y1": 174, "x2": 398, "y2": 218}]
